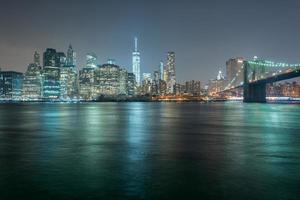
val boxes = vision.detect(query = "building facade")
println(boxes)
[94,64,127,97]
[132,37,141,86]
[22,63,42,100]
[166,52,176,94]
[0,71,23,100]
[86,53,97,68]
[226,57,244,88]
[79,67,95,100]
[60,66,77,100]
[127,73,136,96]
[42,48,60,100]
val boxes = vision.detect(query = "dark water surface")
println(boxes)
[0,102,300,200]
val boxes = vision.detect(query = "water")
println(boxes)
[0,102,299,200]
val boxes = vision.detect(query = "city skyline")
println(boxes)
[1,0,300,83]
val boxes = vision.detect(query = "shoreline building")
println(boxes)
[42,48,61,100]
[94,63,129,97]
[132,37,141,86]
[127,73,136,96]
[166,52,176,94]
[60,45,78,100]
[184,80,201,96]
[22,52,42,100]
[0,71,23,100]
[79,53,97,100]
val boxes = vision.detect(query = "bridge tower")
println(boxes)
[243,61,267,103]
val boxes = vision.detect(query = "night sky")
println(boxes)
[1,0,300,83]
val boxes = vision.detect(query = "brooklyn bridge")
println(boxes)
[222,58,300,103]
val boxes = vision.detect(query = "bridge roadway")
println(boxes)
[221,69,300,103]
[244,69,300,103]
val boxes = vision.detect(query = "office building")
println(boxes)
[66,44,76,67]
[86,53,98,68]
[94,64,128,97]
[0,71,23,100]
[166,52,176,94]
[127,72,136,96]
[132,37,141,85]
[79,67,95,100]
[226,57,244,88]
[42,48,60,100]
[22,63,42,100]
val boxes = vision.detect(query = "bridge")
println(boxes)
[222,58,300,103]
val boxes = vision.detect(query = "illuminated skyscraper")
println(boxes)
[43,48,57,68]
[79,67,95,100]
[94,63,128,96]
[23,63,42,101]
[185,80,201,96]
[0,71,23,100]
[152,70,160,95]
[86,53,98,68]
[132,37,141,86]
[208,71,226,96]
[142,73,152,95]
[42,48,60,100]
[166,52,176,94]
[226,57,244,88]
[159,61,164,80]
[60,45,78,100]
[60,66,77,100]
[66,44,76,67]
[127,73,136,96]
[56,52,67,67]
[34,51,41,69]
[78,53,97,100]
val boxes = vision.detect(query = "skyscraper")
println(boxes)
[66,44,76,67]
[60,45,78,100]
[226,57,244,88]
[79,67,95,100]
[34,51,41,69]
[159,61,164,80]
[86,53,98,68]
[208,71,226,96]
[56,52,67,68]
[127,73,136,96]
[42,48,60,100]
[22,63,42,100]
[166,52,176,94]
[43,48,57,68]
[142,73,152,95]
[152,70,160,95]
[94,63,128,96]
[132,37,141,86]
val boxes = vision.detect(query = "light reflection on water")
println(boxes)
[0,102,299,199]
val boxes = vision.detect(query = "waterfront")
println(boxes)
[0,102,300,199]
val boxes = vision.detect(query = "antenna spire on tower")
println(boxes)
[134,37,138,52]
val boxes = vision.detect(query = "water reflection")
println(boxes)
[0,102,299,199]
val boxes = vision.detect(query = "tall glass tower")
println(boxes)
[132,37,140,86]
[66,44,76,67]
[34,51,41,69]
[166,52,176,94]
[159,61,164,80]
[86,53,98,68]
